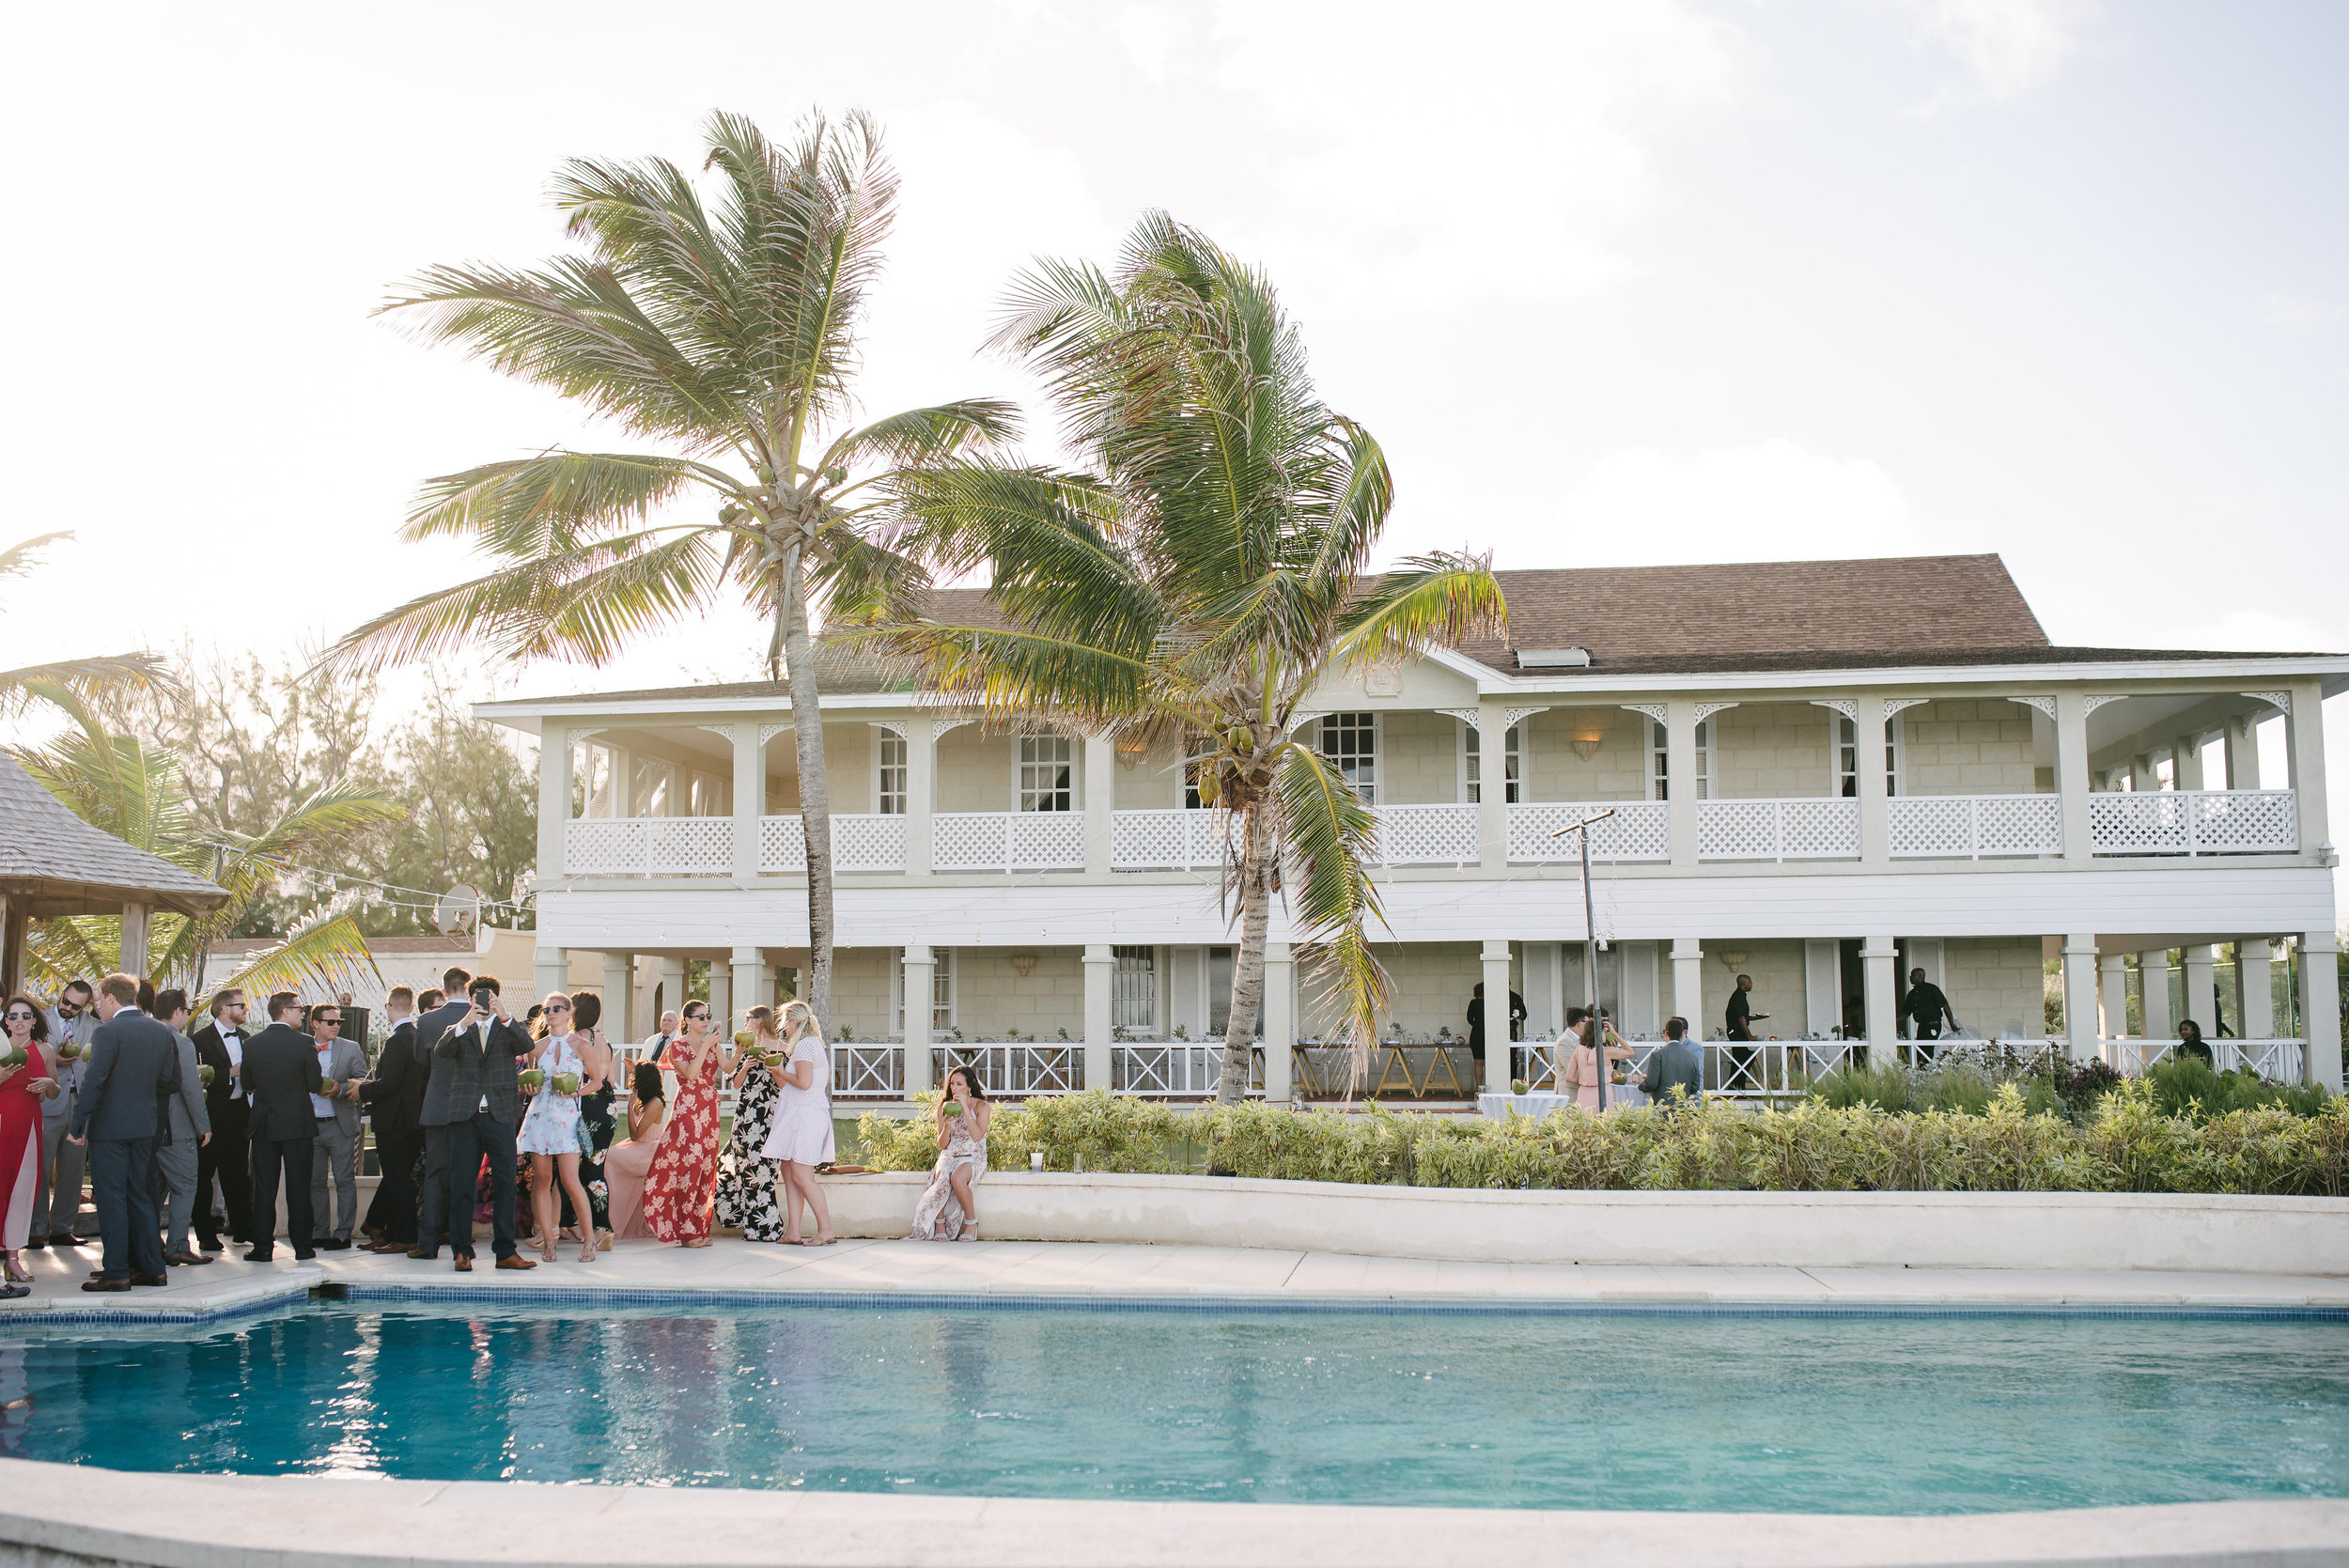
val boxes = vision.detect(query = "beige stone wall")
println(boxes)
[947,945,1085,1041]
[1110,742,1186,810]
[1372,710,1460,805]
[1698,939,1808,1042]
[1300,940,1488,1042]
[831,945,896,1043]
[1938,937,2046,1039]
[1523,707,1647,802]
[930,726,1011,813]
[1901,700,2040,798]
[1709,703,1832,800]
[764,722,889,814]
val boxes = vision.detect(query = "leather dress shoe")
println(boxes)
[198,1236,224,1253]
[293,1251,316,1262]
[55,1234,86,1248]
[23,1236,46,1250]
[365,1240,409,1254]
[164,1250,213,1266]
[407,1246,436,1260]
[495,1255,537,1271]
[452,1255,473,1272]
[244,1250,274,1263]
[130,1273,168,1287]
[81,1278,130,1293]
[316,1237,352,1251]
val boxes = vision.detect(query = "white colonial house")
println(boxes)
[479,554,2346,1104]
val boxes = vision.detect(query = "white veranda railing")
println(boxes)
[2111,1037,2305,1080]
[759,814,908,873]
[831,1044,906,1099]
[1368,803,1482,866]
[1697,798,1860,862]
[564,815,732,876]
[2088,790,2297,856]
[1507,800,1672,862]
[931,812,1086,872]
[932,1042,1084,1095]
[1889,794,2063,859]
[1113,1042,1263,1095]
[1111,809,1236,870]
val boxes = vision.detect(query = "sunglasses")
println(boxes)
[683,1010,708,1022]
[547,1002,571,1014]
[315,1018,341,1028]
[55,1001,82,1016]
[4,1011,35,1022]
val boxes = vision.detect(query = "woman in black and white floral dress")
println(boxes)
[713,1005,786,1242]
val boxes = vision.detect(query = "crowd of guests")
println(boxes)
[0,964,848,1291]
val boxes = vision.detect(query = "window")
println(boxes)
[1019,734,1074,812]
[634,759,676,817]
[1112,945,1157,1032]
[1464,722,1521,804]
[688,771,725,816]
[571,740,617,817]
[893,949,956,1037]
[1320,712,1377,803]
[876,730,908,815]
[1835,715,1902,798]
[1647,720,1708,801]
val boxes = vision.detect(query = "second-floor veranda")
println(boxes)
[498,657,2339,884]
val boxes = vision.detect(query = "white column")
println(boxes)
[2224,714,2263,790]
[658,957,687,1030]
[610,743,637,816]
[1082,942,1114,1094]
[601,953,632,1034]
[901,944,935,1096]
[2172,735,2205,791]
[1855,695,1890,864]
[2056,695,2092,863]
[2240,939,2276,1038]
[1262,941,1295,1104]
[731,722,763,879]
[119,901,149,977]
[706,964,732,1037]
[1482,939,1515,1094]
[2061,937,2101,1063]
[730,946,764,1032]
[537,725,572,883]
[2299,933,2342,1093]
[2129,753,2156,792]
[2181,944,2217,1038]
[907,721,938,877]
[1083,735,1114,877]
[1475,705,1508,873]
[1860,937,1898,1070]
[2099,953,2129,1063]
[1667,701,1701,867]
[2286,681,2330,861]
[534,946,568,1006]
[1671,938,1704,1041]
[2139,949,2173,1040]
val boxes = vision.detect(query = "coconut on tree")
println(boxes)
[868,214,1506,1102]
[322,111,1016,1028]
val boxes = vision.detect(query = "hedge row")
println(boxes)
[855,1084,2349,1197]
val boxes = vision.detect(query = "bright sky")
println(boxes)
[6,2,2345,879]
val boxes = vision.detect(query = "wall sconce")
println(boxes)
[1010,953,1038,978]
[1114,734,1148,771]
[1569,730,1604,761]
[1719,950,1748,970]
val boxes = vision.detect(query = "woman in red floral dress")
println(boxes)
[641,1001,727,1248]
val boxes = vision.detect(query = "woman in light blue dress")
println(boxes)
[520,994,597,1265]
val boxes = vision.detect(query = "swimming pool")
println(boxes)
[5,1299,2344,1514]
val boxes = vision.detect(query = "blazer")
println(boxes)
[359,1018,428,1134]
[1641,1038,1704,1108]
[192,1021,254,1123]
[242,1022,327,1143]
[39,1007,96,1125]
[413,998,476,1127]
[164,1030,211,1144]
[429,1013,527,1126]
[314,1035,367,1137]
[70,1008,182,1142]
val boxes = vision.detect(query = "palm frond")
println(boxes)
[0,532,73,583]
[213,911,381,1004]
[814,400,1021,479]
[1271,743,1390,1063]
[404,451,746,554]
[0,652,176,717]
[1323,556,1508,676]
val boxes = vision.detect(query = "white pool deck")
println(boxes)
[6,1231,2349,1317]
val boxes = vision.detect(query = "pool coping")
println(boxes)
[0,1459,2341,1568]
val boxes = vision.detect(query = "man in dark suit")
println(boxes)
[191,987,254,1251]
[68,973,179,1291]
[243,991,325,1263]
[428,973,534,1273]
[358,986,426,1251]
[410,969,474,1261]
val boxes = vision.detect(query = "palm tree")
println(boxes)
[872,214,1506,1102]
[0,533,171,713]
[13,688,397,1001]
[322,111,1014,1028]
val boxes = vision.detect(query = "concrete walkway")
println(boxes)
[6,1231,2347,1320]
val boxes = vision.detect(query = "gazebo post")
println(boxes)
[0,895,22,996]
[121,900,150,980]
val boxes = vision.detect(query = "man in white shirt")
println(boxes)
[192,989,254,1250]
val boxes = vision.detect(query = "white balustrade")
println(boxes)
[1111,809,1237,870]
[931,1041,1083,1095]
[564,815,731,876]
[758,814,907,873]
[1114,1041,1262,1094]
[1369,803,1482,866]
[2089,789,2298,857]
[1506,800,1672,862]
[1888,794,2063,859]
[1697,798,1860,862]
[931,812,1086,872]
[2110,1037,2305,1080]
[831,1043,905,1098]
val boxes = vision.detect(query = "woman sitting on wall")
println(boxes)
[604,1062,669,1242]
[906,1063,989,1242]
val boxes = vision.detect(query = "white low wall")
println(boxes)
[821,1171,2349,1276]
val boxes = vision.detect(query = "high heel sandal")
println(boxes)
[956,1221,978,1242]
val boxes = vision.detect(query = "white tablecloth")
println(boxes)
[1476,1084,1648,1119]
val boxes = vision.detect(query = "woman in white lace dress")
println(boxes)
[906,1063,988,1241]
[519,994,598,1264]
[760,1001,836,1246]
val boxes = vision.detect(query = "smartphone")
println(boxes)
[470,986,496,1013]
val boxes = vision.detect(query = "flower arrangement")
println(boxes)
[518,1068,546,1092]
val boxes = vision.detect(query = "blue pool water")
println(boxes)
[4,1300,2345,1514]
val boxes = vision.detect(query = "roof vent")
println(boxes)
[1517,647,1592,669]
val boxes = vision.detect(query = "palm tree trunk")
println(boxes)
[778,548,835,1033]
[1217,806,1273,1105]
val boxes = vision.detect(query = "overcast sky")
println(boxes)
[6,1,2344,853]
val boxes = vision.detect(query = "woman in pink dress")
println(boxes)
[0,996,61,1291]
[642,1001,726,1248]
[603,1062,669,1242]
[1557,1010,1634,1111]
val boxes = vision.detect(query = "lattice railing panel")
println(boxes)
[566,818,647,876]
[1370,803,1482,865]
[760,815,808,872]
[1007,811,1086,869]
[2090,790,2295,856]
[1505,800,1671,862]
[1698,799,1858,862]
[646,816,732,876]
[832,814,908,872]
[1778,799,1860,859]
[2089,793,2187,853]
[1697,799,1778,861]
[1112,810,1188,868]
[832,1045,903,1097]
[1974,793,2064,855]
[933,1043,1083,1096]
[930,813,1009,871]
[1890,794,2062,859]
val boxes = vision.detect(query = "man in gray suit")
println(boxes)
[1640,1016,1704,1111]
[149,988,213,1267]
[306,1003,366,1250]
[32,977,97,1249]
[68,973,179,1290]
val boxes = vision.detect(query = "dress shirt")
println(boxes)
[310,1039,336,1118]
[219,1026,249,1101]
